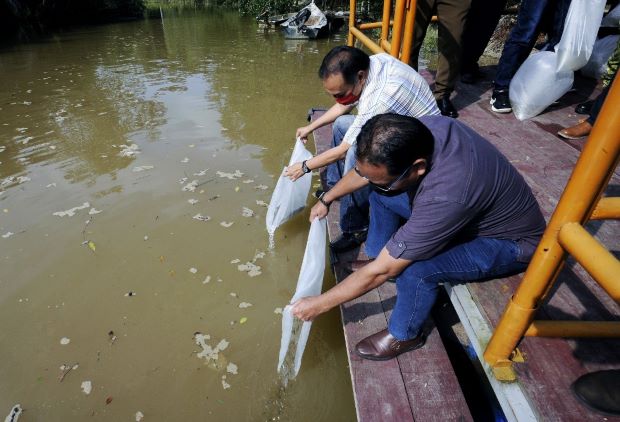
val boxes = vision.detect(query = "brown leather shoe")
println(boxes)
[558,120,592,140]
[355,329,425,361]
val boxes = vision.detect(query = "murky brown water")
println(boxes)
[0,8,356,421]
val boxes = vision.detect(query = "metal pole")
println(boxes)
[484,72,620,368]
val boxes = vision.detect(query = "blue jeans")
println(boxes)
[326,115,370,233]
[494,0,569,90]
[365,191,527,340]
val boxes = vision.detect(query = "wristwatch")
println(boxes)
[318,191,332,208]
[301,160,311,174]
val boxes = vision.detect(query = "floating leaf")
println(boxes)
[234,186,240,192]
[87,241,96,252]
[239,317,247,324]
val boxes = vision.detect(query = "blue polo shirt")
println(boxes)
[386,116,546,262]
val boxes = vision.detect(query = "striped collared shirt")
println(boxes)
[343,53,440,145]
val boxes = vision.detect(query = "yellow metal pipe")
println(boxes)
[525,321,620,337]
[347,0,357,46]
[380,0,392,43]
[381,39,392,53]
[558,222,620,301]
[484,70,620,368]
[349,27,384,55]
[591,197,620,220]
[390,0,406,57]
[400,0,417,64]
[359,21,392,30]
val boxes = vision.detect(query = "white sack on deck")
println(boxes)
[580,35,620,79]
[278,217,327,379]
[266,138,313,236]
[510,51,574,120]
[555,0,606,72]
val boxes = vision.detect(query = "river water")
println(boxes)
[0,8,356,421]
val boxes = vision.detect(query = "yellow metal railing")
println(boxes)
[347,0,418,62]
[483,75,620,382]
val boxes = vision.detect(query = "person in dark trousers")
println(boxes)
[490,0,570,113]
[291,114,545,360]
[558,68,617,139]
[409,0,472,118]
[460,0,509,84]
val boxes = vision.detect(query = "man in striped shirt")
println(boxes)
[284,46,439,252]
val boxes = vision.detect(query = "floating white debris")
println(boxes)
[46,183,56,188]
[254,251,266,260]
[135,411,144,422]
[202,276,211,284]
[221,375,231,390]
[49,145,57,150]
[256,200,268,207]
[88,208,102,215]
[60,337,71,345]
[132,165,154,172]
[118,144,140,158]
[144,235,149,241]
[238,302,252,309]
[182,180,199,192]
[241,207,254,217]
[2,232,14,239]
[274,308,283,314]
[220,221,234,228]
[230,259,240,264]
[187,198,199,205]
[4,404,22,422]
[195,333,229,362]
[255,185,269,190]
[237,262,262,277]
[124,291,136,297]
[193,169,208,176]
[0,146,5,153]
[16,176,30,184]
[229,292,237,297]
[53,202,90,217]
[226,362,238,375]
[189,267,198,274]
[178,177,188,184]
[181,157,189,163]
[216,170,243,180]
[192,214,211,222]
[16,128,27,133]
[81,380,92,395]
[242,179,254,184]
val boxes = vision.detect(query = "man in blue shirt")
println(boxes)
[291,113,545,360]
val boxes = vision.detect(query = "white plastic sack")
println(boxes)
[266,139,313,236]
[277,217,327,380]
[555,0,606,72]
[510,51,574,120]
[580,35,620,79]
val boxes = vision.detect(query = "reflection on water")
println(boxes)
[0,8,355,421]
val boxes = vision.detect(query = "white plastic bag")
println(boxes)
[510,51,574,120]
[580,35,620,79]
[555,0,606,72]
[266,139,313,236]
[277,217,327,380]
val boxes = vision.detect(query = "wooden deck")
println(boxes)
[309,67,620,422]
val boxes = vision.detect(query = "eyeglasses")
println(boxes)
[354,163,413,192]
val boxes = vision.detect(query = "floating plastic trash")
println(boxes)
[277,218,326,381]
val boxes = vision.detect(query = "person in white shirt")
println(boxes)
[284,46,439,251]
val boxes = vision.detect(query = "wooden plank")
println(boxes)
[310,109,473,422]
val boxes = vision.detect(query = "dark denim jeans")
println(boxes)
[365,191,527,340]
[326,115,370,234]
[494,0,570,90]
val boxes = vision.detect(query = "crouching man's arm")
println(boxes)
[291,248,412,321]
